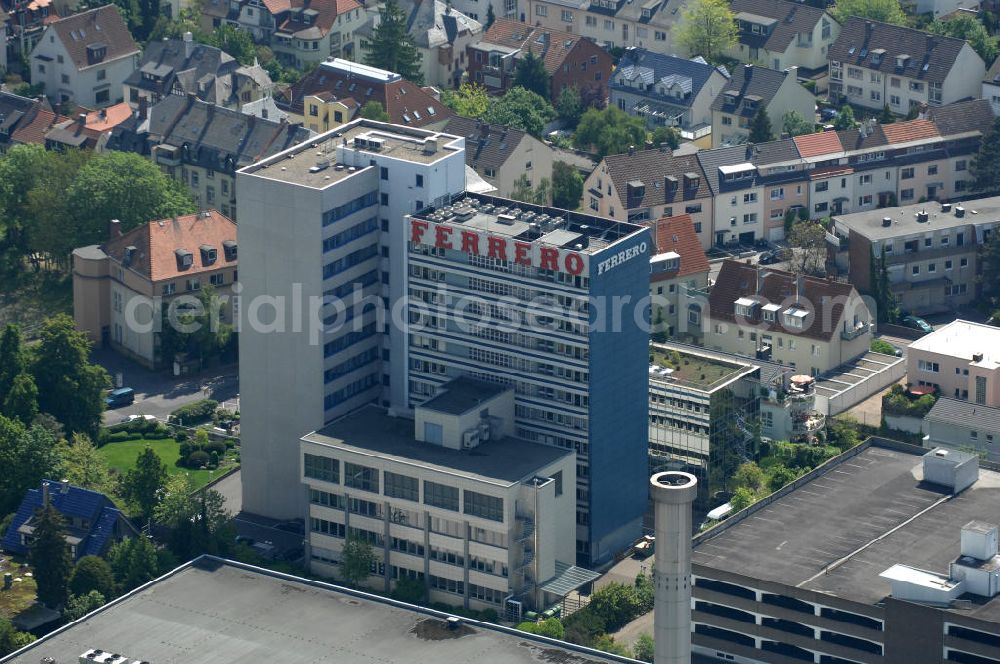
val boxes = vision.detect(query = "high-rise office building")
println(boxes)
[237,119,651,564]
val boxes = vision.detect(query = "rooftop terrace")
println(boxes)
[649,343,757,391]
[833,196,1000,241]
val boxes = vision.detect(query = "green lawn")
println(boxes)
[0,559,38,620]
[97,436,238,490]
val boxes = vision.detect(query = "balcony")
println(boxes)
[841,320,870,340]
[792,412,826,434]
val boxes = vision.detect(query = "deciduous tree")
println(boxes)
[207,24,256,65]
[340,535,376,585]
[781,110,813,137]
[63,590,106,621]
[651,125,681,150]
[509,175,551,205]
[0,324,25,401]
[930,15,998,64]
[551,162,583,210]
[122,447,168,523]
[733,461,765,493]
[0,618,34,656]
[787,220,827,275]
[108,536,160,592]
[440,82,490,118]
[59,434,115,495]
[831,0,906,25]
[359,101,391,122]
[482,87,557,137]
[2,372,38,425]
[69,556,116,599]
[972,117,1000,193]
[572,106,647,158]
[555,85,583,127]
[633,634,655,663]
[730,486,756,512]
[833,104,856,130]
[30,504,73,608]
[672,0,738,64]
[363,0,424,84]
[0,416,62,515]
[514,51,550,99]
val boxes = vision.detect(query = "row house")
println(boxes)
[583,144,715,248]
[394,0,482,89]
[728,0,840,89]
[448,0,518,23]
[828,17,986,113]
[984,56,1000,117]
[466,18,612,106]
[648,214,710,339]
[698,144,767,247]
[709,63,814,148]
[523,0,682,53]
[753,139,810,242]
[2,0,56,74]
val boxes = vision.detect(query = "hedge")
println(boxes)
[169,400,219,424]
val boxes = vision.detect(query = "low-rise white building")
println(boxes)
[300,377,583,618]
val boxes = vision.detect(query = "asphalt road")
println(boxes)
[94,349,238,425]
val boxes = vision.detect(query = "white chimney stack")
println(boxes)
[651,471,697,664]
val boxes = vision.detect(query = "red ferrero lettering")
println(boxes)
[539,247,560,271]
[513,241,532,266]
[434,224,454,249]
[460,230,480,255]
[410,219,429,244]
[487,236,508,260]
[564,252,585,276]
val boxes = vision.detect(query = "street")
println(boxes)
[94,348,239,424]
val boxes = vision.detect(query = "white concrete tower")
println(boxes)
[651,471,697,664]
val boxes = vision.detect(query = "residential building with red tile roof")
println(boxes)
[72,211,238,368]
[29,4,139,108]
[466,18,613,105]
[44,101,131,150]
[649,215,710,339]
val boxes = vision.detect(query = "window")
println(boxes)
[415,173,423,188]
[976,376,987,404]
[95,89,110,105]
[309,104,319,116]
[918,360,940,373]
[210,273,225,286]
[655,30,666,41]
[380,167,388,180]
[815,181,829,192]
[961,258,968,267]
[912,265,920,275]
[901,167,914,180]
[890,95,901,106]
[901,188,914,201]
[384,471,418,502]
[770,188,784,200]
[929,82,942,104]
[424,481,459,511]
[37,64,45,74]
[562,9,572,21]
[586,15,597,26]
[928,165,938,176]
[305,454,339,483]
[870,90,881,102]
[186,278,201,291]
[859,174,872,185]
[344,462,379,493]
[945,260,953,270]
[464,490,504,521]
[484,168,496,178]
[310,488,343,508]
[162,282,176,295]
[535,4,546,15]
[722,116,732,126]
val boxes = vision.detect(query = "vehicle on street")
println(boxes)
[901,315,933,334]
[819,108,839,122]
[105,387,135,409]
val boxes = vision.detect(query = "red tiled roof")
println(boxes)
[480,18,598,74]
[84,101,132,131]
[793,131,843,158]
[104,211,237,283]
[10,107,65,144]
[261,0,291,13]
[880,119,940,145]
[651,215,710,281]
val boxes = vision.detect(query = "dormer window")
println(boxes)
[200,244,217,265]
[175,249,194,270]
[783,307,808,329]
[223,240,237,261]
[734,297,757,317]
[762,302,781,322]
[870,49,885,66]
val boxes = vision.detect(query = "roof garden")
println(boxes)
[649,345,750,390]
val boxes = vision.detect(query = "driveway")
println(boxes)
[94,349,238,424]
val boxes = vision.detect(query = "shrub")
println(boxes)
[169,400,219,424]
[562,608,606,646]
[178,442,195,458]
[390,576,425,604]
[517,618,565,639]
[205,441,227,457]
[587,583,643,632]
[174,431,188,443]
[187,450,210,468]
[870,339,896,355]
[69,556,116,599]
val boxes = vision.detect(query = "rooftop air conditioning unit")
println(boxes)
[462,429,480,449]
[478,420,491,441]
[367,137,385,151]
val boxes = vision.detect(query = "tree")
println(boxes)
[359,101,390,122]
[207,24,256,65]
[733,461,765,493]
[748,106,774,143]
[828,417,862,452]
[517,618,565,639]
[108,536,160,592]
[159,285,235,368]
[833,104,856,130]
[30,504,73,608]
[972,117,1000,193]
[155,474,233,559]
[122,447,168,523]
[573,106,647,158]
[592,634,631,657]
[59,434,115,495]
[980,231,1000,302]
[340,535,376,585]
[362,0,424,84]
[672,0,738,64]
[0,325,25,401]
[788,220,827,275]
[633,634,655,663]
[879,104,896,125]
[30,314,110,437]
[509,175,551,205]
[65,152,195,249]
[0,416,62,515]
[440,83,489,118]
[556,86,584,127]
[929,16,998,64]
[587,582,642,631]
[651,125,681,150]
[484,3,496,30]
[730,486,756,512]
[552,161,583,210]
[514,51,550,99]
[767,465,798,493]
[2,373,38,425]
[483,87,557,137]
[63,590,106,621]
[0,618,34,656]
[69,556,116,599]
[781,110,813,137]
[831,0,906,25]
[868,245,899,323]
[390,576,426,603]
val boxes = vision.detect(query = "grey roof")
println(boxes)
[731,0,829,54]
[0,91,37,136]
[398,0,481,49]
[46,5,139,71]
[696,144,757,194]
[750,137,801,165]
[612,49,727,110]
[710,64,788,116]
[693,442,1000,621]
[303,405,572,485]
[926,398,1000,433]
[600,147,713,209]
[5,557,623,664]
[828,17,973,85]
[925,98,996,137]
[419,376,508,415]
[832,195,1000,241]
[539,562,602,596]
[436,115,528,171]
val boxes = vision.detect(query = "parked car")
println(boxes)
[758,250,781,265]
[105,387,135,409]
[901,315,933,334]
[819,108,839,122]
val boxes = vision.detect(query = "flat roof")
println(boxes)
[240,119,463,189]
[649,344,755,390]
[909,319,1000,368]
[833,196,1000,241]
[4,558,620,664]
[302,405,572,486]
[693,443,1000,622]
[419,376,507,415]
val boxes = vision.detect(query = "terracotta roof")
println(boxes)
[261,0,291,13]
[479,19,599,75]
[709,260,863,343]
[84,101,132,131]
[600,147,712,210]
[48,5,139,71]
[731,0,828,55]
[10,107,65,144]
[651,215,710,281]
[103,211,237,283]
[793,131,843,158]
[880,118,939,144]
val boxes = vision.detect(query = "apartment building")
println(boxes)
[832,197,999,314]
[705,260,873,374]
[984,56,1000,117]
[908,320,1000,405]
[753,139,810,242]
[709,64,814,148]
[584,145,714,248]
[301,379,582,617]
[237,120,651,565]
[611,48,729,139]
[278,59,453,133]
[466,19,613,106]
[728,0,840,85]
[2,0,54,72]
[30,5,140,108]
[71,212,237,368]
[523,0,682,53]
[649,214,710,340]
[698,145,767,246]
[925,398,1000,463]
[829,18,986,113]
